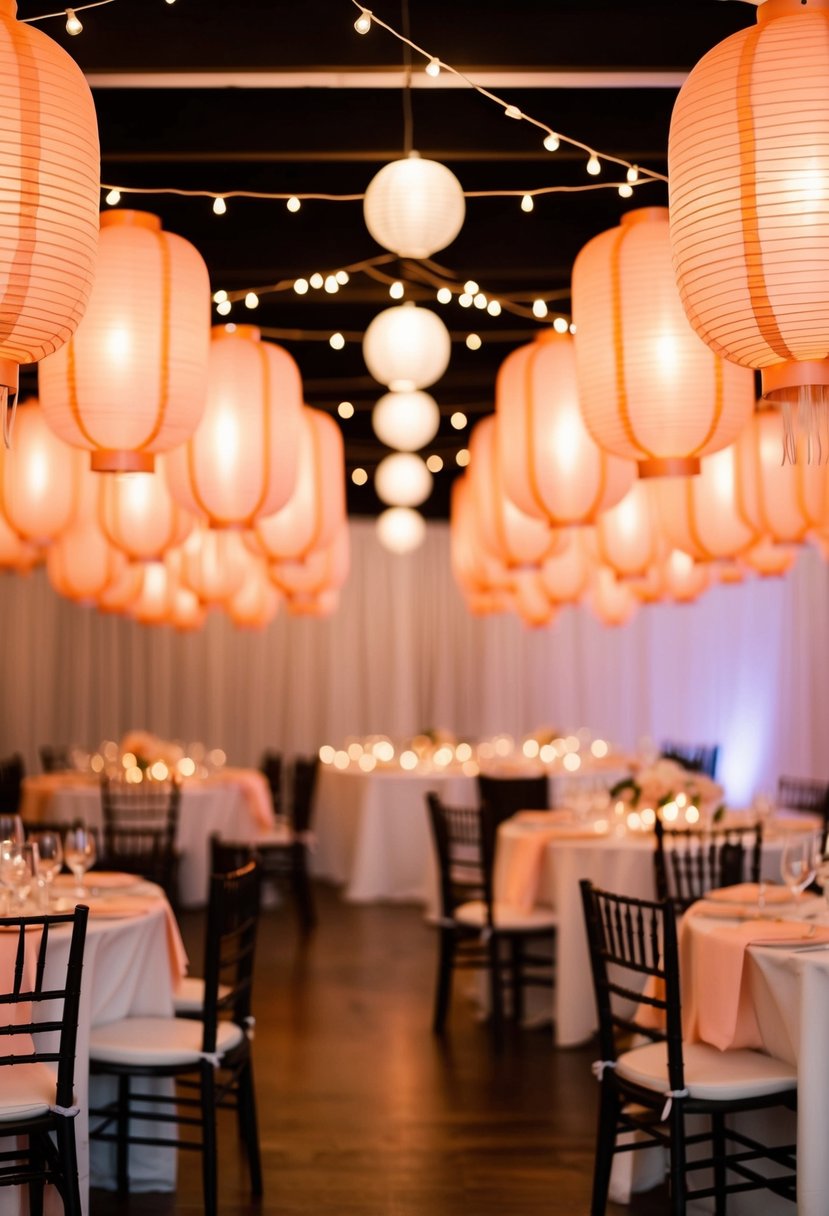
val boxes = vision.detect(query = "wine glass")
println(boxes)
[780,832,820,901]
[31,831,63,907]
[0,840,36,910]
[0,815,24,846]
[63,826,96,898]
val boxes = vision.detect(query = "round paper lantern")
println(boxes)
[101,459,195,562]
[496,330,636,523]
[46,463,125,603]
[170,585,206,633]
[0,400,82,544]
[371,390,440,452]
[0,7,100,401]
[716,561,748,587]
[249,407,345,562]
[572,207,755,476]
[0,514,39,573]
[655,443,758,562]
[661,549,711,604]
[376,506,426,555]
[669,1,829,413]
[449,475,513,598]
[131,560,173,625]
[741,537,799,579]
[39,211,210,473]
[227,559,280,629]
[97,561,143,615]
[593,481,662,580]
[628,563,667,605]
[285,589,340,618]
[513,572,557,629]
[165,325,302,526]
[270,522,350,597]
[181,526,249,604]
[538,529,590,604]
[363,304,451,391]
[735,409,828,543]
[363,153,465,259]
[374,452,433,508]
[586,566,638,628]
[468,416,560,570]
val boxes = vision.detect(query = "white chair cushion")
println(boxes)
[616,1040,797,1103]
[89,1016,244,1067]
[454,899,558,932]
[172,977,231,1014]
[0,1062,55,1121]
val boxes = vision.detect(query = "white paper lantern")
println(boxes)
[374,452,433,507]
[363,153,465,259]
[376,507,427,554]
[363,303,451,391]
[372,390,440,451]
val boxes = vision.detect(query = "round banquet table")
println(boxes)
[493,811,821,1048]
[0,879,188,1216]
[20,770,276,907]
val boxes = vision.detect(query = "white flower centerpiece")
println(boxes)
[610,758,725,831]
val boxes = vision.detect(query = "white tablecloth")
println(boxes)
[311,767,477,903]
[0,888,187,1216]
[494,819,802,1047]
[20,772,275,907]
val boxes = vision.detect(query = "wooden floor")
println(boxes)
[90,882,668,1215]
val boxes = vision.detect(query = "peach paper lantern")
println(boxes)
[655,443,758,562]
[0,400,82,544]
[39,211,210,473]
[669,0,829,417]
[661,550,711,605]
[165,325,302,527]
[572,207,755,476]
[285,589,340,619]
[0,4,100,404]
[513,572,558,629]
[270,522,350,598]
[538,529,591,605]
[180,526,249,605]
[46,465,126,603]
[0,513,39,573]
[468,416,560,570]
[101,459,195,563]
[131,561,173,626]
[227,560,281,630]
[734,409,828,544]
[170,586,206,633]
[741,537,799,579]
[249,407,344,562]
[496,330,635,524]
[97,561,143,615]
[593,481,663,580]
[449,475,513,600]
[585,566,638,628]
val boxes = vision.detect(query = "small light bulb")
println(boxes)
[324,274,339,294]
[309,273,324,289]
[532,299,548,319]
[586,154,601,176]
[451,411,468,430]
[521,193,534,213]
[213,196,227,215]
[425,57,440,77]
[486,299,502,317]
[389,281,405,300]
[466,333,481,350]
[426,454,443,473]
[436,287,452,305]
[294,278,309,295]
[217,300,232,317]
[245,292,259,310]
[569,322,577,335]
[286,196,301,213]
[458,293,473,309]
[352,467,368,485]
[212,289,228,304]
[456,448,471,468]
[338,401,355,419]
[618,184,633,199]
[335,270,350,285]
[473,292,487,310]
[65,9,83,35]
[329,332,345,350]
[504,105,522,121]
[354,10,372,34]
[553,316,569,334]
[463,280,479,295]
[105,188,121,207]
[627,165,640,184]
[543,132,560,152]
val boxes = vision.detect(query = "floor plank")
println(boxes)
[90,883,668,1214]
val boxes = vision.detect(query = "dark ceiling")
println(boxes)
[25,0,757,517]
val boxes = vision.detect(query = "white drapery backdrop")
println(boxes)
[0,518,826,804]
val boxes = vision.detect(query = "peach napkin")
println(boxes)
[681,914,829,1050]
[201,768,274,830]
[498,822,608,913]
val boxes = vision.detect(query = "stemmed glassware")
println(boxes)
[0,840,37,910]
[0,815,24,846]
[31,831,63,908]
[63,826,96,898]
[780,832,820,901]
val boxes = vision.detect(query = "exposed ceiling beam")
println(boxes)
[86,68,688,90]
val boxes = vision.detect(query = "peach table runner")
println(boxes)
[680,907,829,1051]
[193,766,274,831]
[497,812,610,914]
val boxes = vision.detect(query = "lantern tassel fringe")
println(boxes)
[2,387,18,450]
[780,392,829,466]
